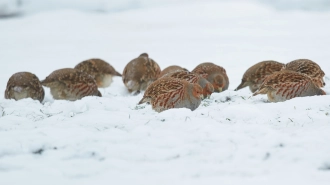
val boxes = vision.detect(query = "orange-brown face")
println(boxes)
[212,83,224,93]
[192,84,203,99]
[211,74,225,92]
[203,83,214,98]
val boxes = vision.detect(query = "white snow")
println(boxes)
[0,0,21,16]
[1,1,330,185]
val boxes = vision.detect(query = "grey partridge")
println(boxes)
[138,77,203,112]
[122,53,161,94]
[4,72,45,102]
[283,59,325,88]
[74,58,122,88]
[41,68,101,101]
[162,70,214,99]
[235,60,284,93]
[253,70,326,102]
[159,65,188,77]
[192,62,229,92]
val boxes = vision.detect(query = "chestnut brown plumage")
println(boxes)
[138,77,203,112]
[74,58,122,88]
[159,65,188,77]
[122,53,161,94]
[253,70,325,102]
[5,72,44,102]
[162,70,214,98]
[235,60,284,92]
[192,62,229,92]
[283,59,325,88]
[41,68,101,101]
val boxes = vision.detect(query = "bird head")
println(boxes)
[192,83,204,99]
[210,74,225,92]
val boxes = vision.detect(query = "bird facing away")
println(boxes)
[159,65,189,78]
[122,53,161,94]
[138,77,203,112]
[283,59,325,88]
[162,70,214,99]
[41,68,101,101]
[253,70,326,102]
[74,58,122,88]
[5,72,45,102]
[192,62,229,92]
[235,60,284,93]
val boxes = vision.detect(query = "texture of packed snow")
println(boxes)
[1,1,330,185]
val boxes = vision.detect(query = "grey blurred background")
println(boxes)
[1,0,330,17]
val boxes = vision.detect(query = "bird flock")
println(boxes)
[4,53,326,113]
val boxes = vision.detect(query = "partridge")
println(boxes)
[235,60,284,93]
[159,65,188,77]
[162,70,214,99]
[192,62,229,92]
[74,58,122,88]
[4,72,45,102]
[283,59,325,88]
[253,70,326,102]
[122,53,161,94]
[138,77,203,112]
[41,68,101,101]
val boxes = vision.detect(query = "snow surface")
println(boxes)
[1,1,330,185]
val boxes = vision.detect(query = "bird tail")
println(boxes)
[40,79,48,86]
[96,90,102,97]
[320,89,326,95]
[138,97,146,105]
[234,81,247,91]
[138,97,151,104]
[115,71,122,77]
[252,87,268,96]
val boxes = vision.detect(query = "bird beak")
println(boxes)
[218,87,223,92]
[200,94,204,99]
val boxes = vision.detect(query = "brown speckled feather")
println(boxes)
[283,59,325,87]
[162,70,214,98]
[138,77,203,112]
[253,70,325,102]
[5,72,45,102]
[41,68,101,101]
[122,53,161,93]
[192,62,229,92]
[74,58,121,88]
[139,77,184,103]
[235,60,284,92]
[159,65,188,77]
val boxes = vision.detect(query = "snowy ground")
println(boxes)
[1,1,330,185]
